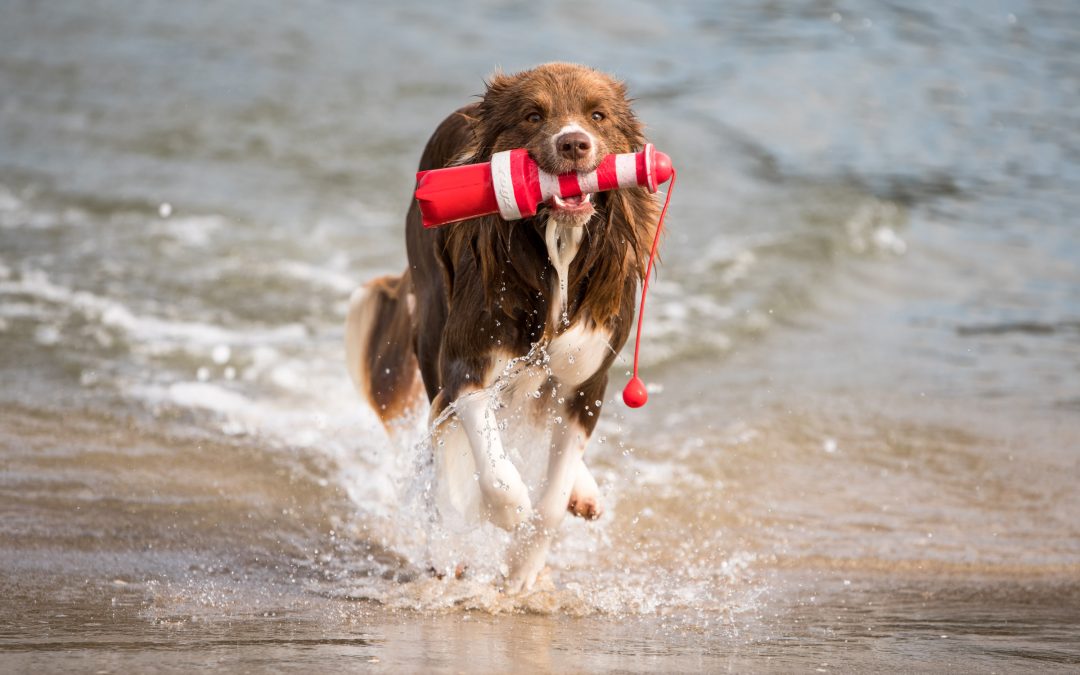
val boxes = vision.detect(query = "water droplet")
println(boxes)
[211,344,231,365]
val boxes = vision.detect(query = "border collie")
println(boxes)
[346,63,660,592]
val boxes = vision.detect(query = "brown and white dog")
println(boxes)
[345,63,660,592]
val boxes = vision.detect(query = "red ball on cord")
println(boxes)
[622,376,648,408]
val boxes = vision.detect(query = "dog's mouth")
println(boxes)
[547,192,595,221]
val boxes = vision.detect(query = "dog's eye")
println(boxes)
[525,112,542,123]
[591,111,606,122]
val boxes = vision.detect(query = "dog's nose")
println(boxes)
[556,131,592,161]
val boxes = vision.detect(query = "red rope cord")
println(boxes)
[630,168,676,381]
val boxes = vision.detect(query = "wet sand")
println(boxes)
[3,340,1079,672]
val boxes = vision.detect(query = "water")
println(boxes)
[2,0,1079,670]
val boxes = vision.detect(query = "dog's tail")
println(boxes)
[345,272,424,428]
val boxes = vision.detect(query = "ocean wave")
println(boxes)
[0,266,309,351]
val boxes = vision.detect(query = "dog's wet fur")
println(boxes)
[346,63,660,592]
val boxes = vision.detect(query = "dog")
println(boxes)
[345,63,660,592]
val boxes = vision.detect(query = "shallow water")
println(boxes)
[2,0,1079,671]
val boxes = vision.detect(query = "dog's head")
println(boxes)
[470,63,646,226]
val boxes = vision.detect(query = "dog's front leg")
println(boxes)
[505,417,585,593]
[454,388,532,530]
[568,456,604,520]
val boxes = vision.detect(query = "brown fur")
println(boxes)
[349,63,659,434]
[345,274,423,421]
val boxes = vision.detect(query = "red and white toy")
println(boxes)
[415,144,673,228]
[413,145,677,409]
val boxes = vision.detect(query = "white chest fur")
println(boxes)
[545,321,614,387]
[540,218,612,386]
[485,219,613,394]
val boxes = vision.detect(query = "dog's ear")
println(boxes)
[453,109,481,140]
[483,68,516,98]
[611,77,630,100]
[482,68,531,113]
[471,69,526,161]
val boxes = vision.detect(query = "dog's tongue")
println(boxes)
[622,168,677,409]
[563,195,584,206]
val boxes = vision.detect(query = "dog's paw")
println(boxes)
[505,537,550,595]
[567,493,604,520]
[504,564,547,595]
[567,460,603,520]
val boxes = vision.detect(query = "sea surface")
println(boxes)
[2,0,1079,671]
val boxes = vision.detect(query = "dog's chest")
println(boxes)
[488,218,613,393]
[541,220,612,386]
[490,321,613,396]
[543,322,612,387]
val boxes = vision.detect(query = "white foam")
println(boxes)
[276,259,358,295]
[0,268,307,351]
[151,214,225,248]
[0,185,21,213]
[165,381,257,417]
